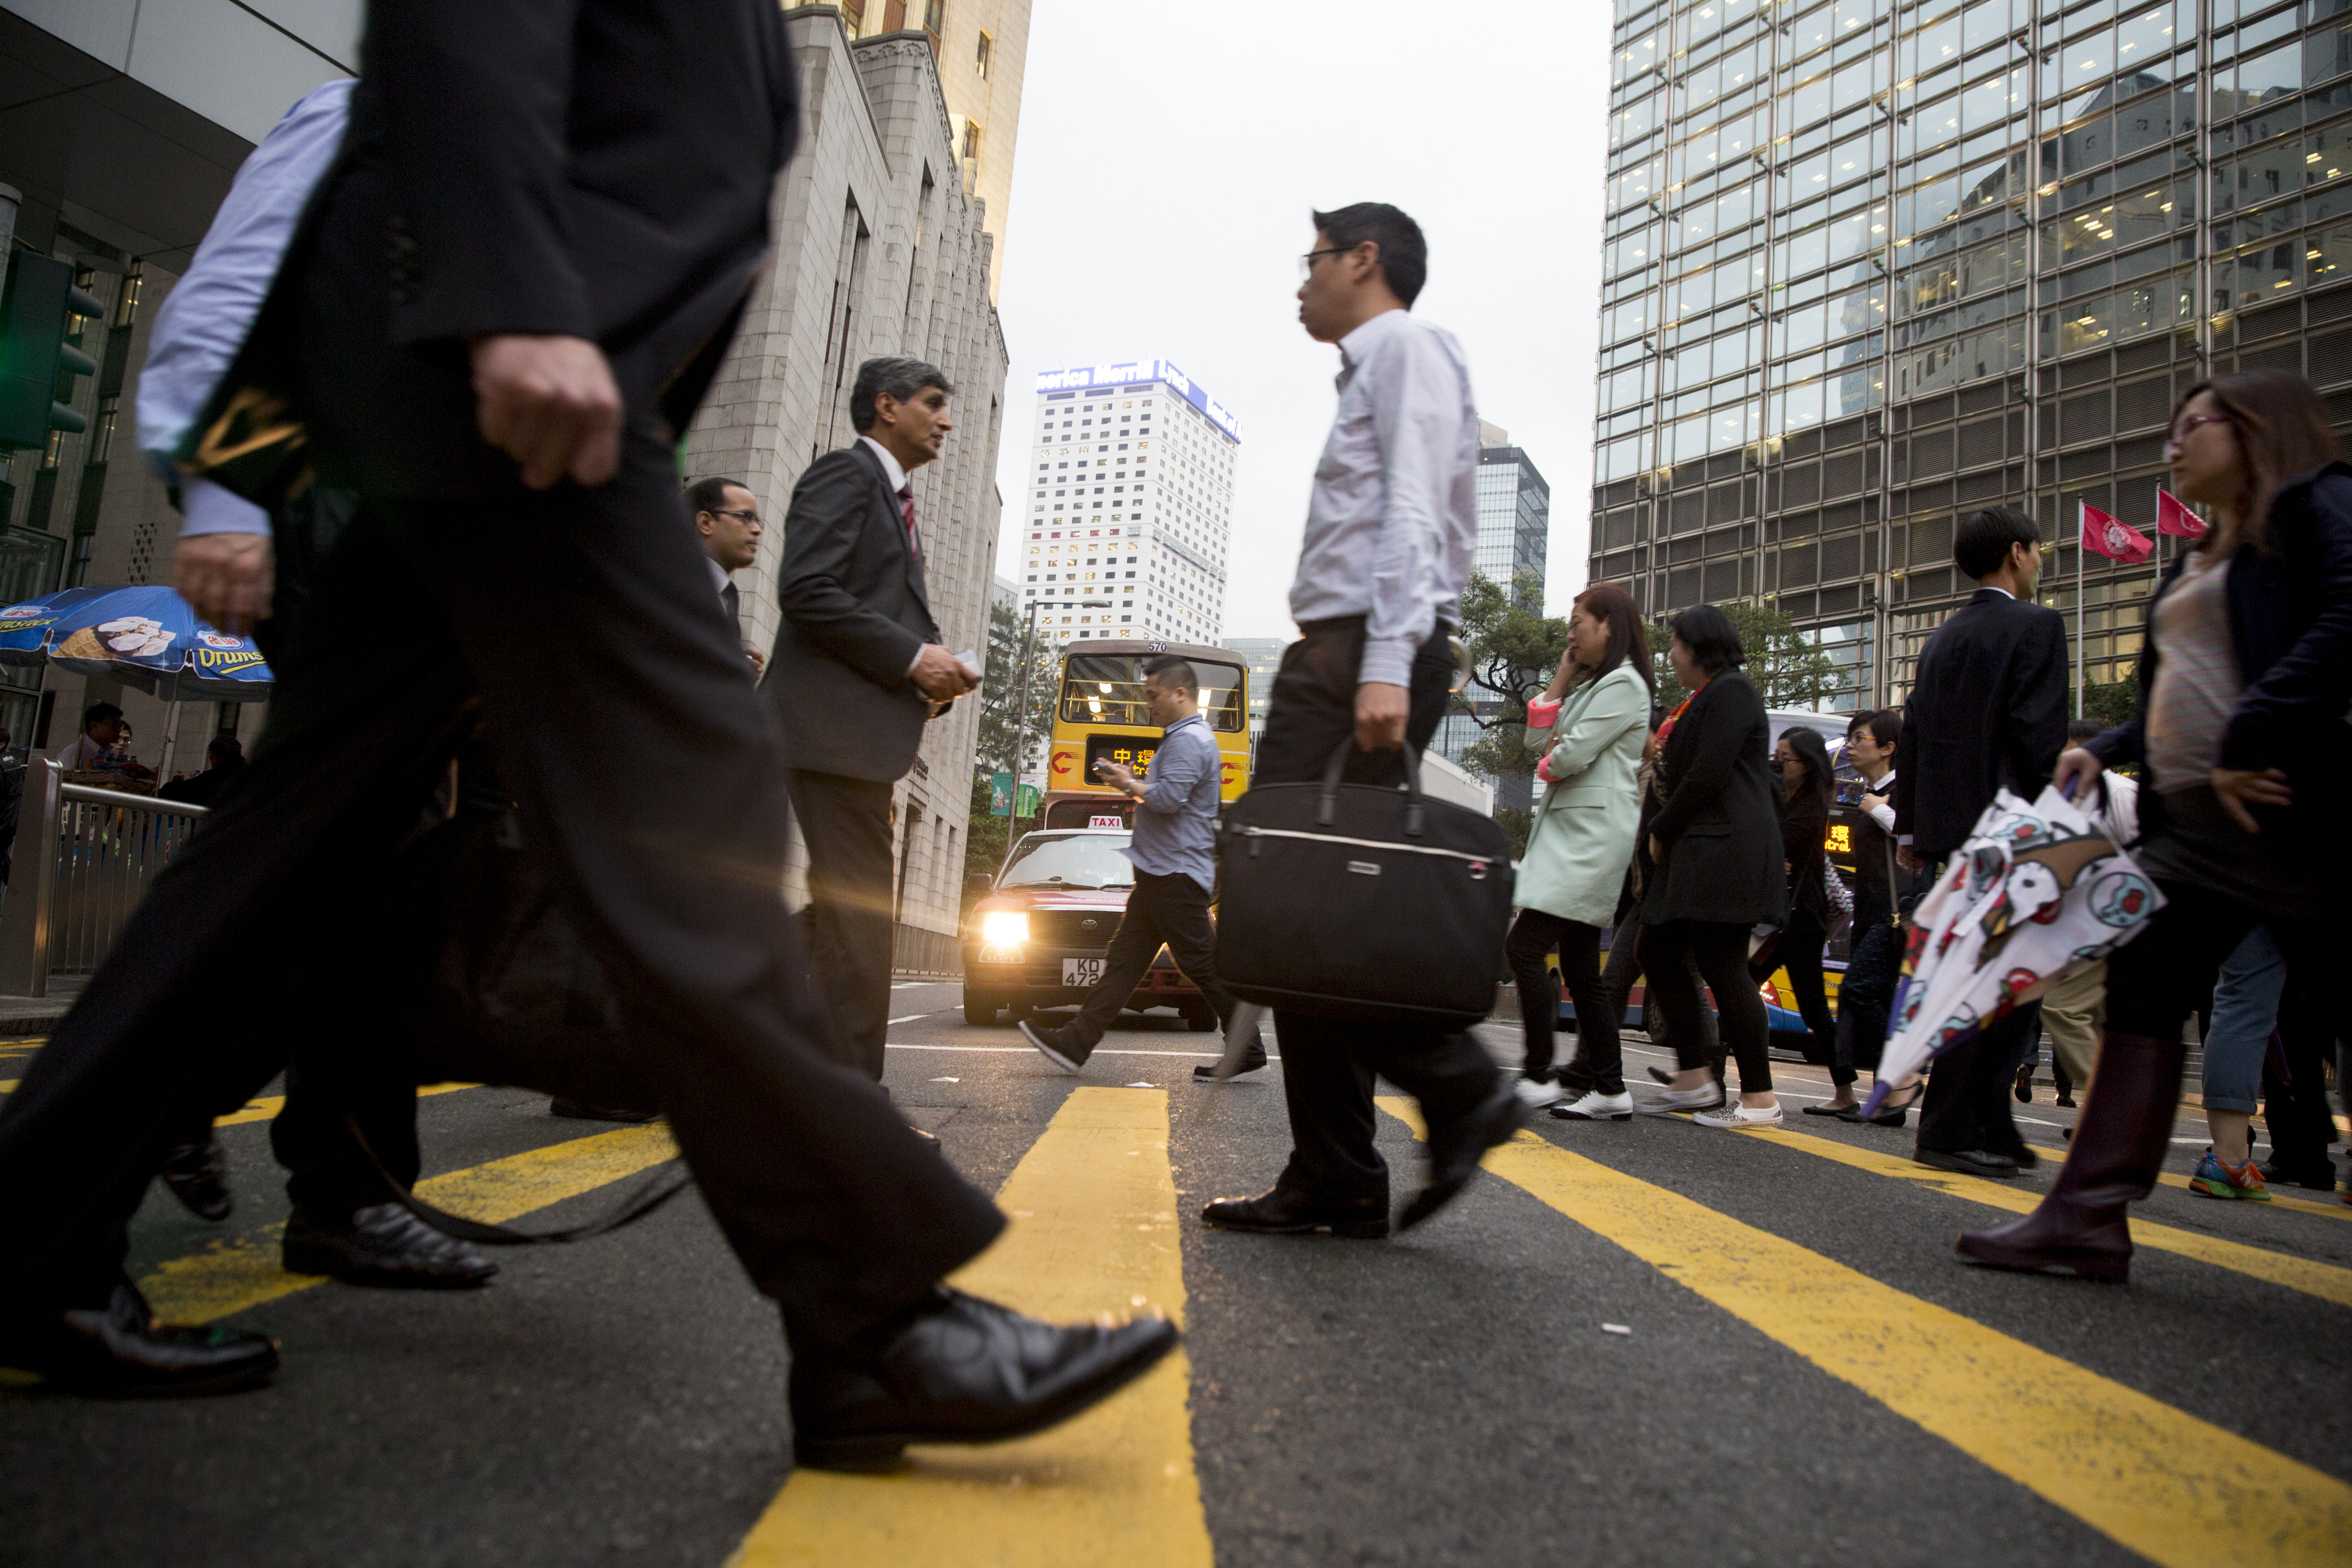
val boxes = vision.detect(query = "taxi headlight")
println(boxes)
[981,911,1030,945]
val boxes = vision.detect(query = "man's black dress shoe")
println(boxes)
[282,1202,499,1288]
[549,1099,659,1123]
[2259,1156,2340,1192]
[1200,1187,1388,1238]
[1398,1079,1525,1231]
[159,1135,233,1222]
[1192,1039,1268,1080]
[1019,1018,1091,1074]
[1,1282,278,1397]
[789,1286,1180,1471]
[1914,1146,2019,1179]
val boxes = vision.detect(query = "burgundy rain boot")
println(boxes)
[1954,1030,2186,1283]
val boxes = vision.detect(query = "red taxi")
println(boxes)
[960,827,1215,1030]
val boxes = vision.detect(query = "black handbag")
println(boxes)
[1214,743,1514,1028]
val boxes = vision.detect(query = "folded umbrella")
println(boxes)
[1862,784,2163,1115]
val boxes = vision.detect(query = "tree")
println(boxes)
[2076,676,2138,731]
[1648,601,1837,713]
[1450,570,1569,797]
[965,600,1062,881]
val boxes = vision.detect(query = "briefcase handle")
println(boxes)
[1318,740,1426,837]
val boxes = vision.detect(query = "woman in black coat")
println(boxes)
[1758,727,1842,1082]
[1637,605,1789,1128]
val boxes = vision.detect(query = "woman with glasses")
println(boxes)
[1755,727,1840,1079]
[1960,370,2352,1279]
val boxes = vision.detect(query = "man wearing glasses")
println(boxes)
[686,476,766,674]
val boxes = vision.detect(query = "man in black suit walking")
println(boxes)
[0,1,1172,1462]
[766,357,977,1082]
[1893,504,2069,1179]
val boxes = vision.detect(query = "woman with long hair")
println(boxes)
[1756,727,1840,1077]
[1960,370,2352,1279]
[1504,583,1652,1116]
[1636,605,1789,1128]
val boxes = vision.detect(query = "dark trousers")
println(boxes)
[1064,870,1240,1052]
[2265,969,2340,1175]
[1642,920,1772,1093]
[0,430,1001,1349]
[269,1043,423,1216]
[1255,618,1499,1205]
[1754,907,1836,1074]
[1916,1004,2041,1157]
[1558,910,1649,1099]
[1836,916,1902,1085]
[1505,909,1618,1094]
[786,770,897,1081]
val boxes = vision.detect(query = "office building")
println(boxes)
[1474,422,1552,599]
[1592,0,2352,711]
[1015,358,1242,647]
[1218,637,1288,748]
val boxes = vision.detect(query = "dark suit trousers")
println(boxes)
[1065,870,1237,1052]
[1916,1004,2041,1156]
[0,430,1001,1349]
[786,770,898,1081]
[1254,619,1499,1205]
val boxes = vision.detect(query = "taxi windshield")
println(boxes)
[998,833,1136,890]
[1058,655,1245,731]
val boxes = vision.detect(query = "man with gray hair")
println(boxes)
[765,356,977,1081]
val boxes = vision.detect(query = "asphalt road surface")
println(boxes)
[4,994,2350,1567]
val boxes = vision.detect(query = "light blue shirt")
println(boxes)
[136,78,352,537]
[1122,711,1220,892]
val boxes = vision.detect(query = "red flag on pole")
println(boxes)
[2155,487,2207,539]
[2080,502,2153,563]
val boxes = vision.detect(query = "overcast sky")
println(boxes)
[987,0,1616,643]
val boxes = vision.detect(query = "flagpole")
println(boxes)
[2073,501,2084,720]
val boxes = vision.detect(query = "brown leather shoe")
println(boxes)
[1955,1197,2132,1282]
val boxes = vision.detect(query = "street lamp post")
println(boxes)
[1006,597,1111,833]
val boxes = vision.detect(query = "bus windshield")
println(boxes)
[998,832,1137,890]
[1058,655,1244,732]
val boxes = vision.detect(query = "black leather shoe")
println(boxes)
[1018,1018,1090,1074]
[2014,1064,2035,1104]
[1399,1079,1524,1231]
[158,1135,233,1222]
[549,1099,659,1123]
[910,1126,943,1152]
[1200,1187,1388,1238]
[1915,1146,2019,1179]
[2259,1156,2339,1192]
[282,1203,499,1288]
[789,1286,1180,1471]
[1192,1041,1268,1080]
[1,1282,278,1397]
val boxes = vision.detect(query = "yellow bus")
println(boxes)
[1040,639,1250,829]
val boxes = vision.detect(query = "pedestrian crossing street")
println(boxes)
[7,1027,2352,1566]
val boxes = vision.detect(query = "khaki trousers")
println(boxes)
[2039,959,2107,1091]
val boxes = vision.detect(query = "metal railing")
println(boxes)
[0,758,208,997]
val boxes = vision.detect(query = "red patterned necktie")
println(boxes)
[898,484,920,560]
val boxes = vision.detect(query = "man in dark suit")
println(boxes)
[1893,504,2069,1178]
[766,357,977,1082]
[687,475,767,674]
[0,1,1172,1460]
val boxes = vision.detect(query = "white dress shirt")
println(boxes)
[1287,308,1480,688]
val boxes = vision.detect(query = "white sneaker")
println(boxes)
[1693,1099,1785,1130]
[1639,1083,1728,1116]
[1549,1090,1633,1122]
[1514,1076,1565,1110]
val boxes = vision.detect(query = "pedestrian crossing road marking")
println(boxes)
[1378,1099,2352,1568]
[730,1086,1210,1568]
[146,1121,678,1325]
[1762,1126,2352,1309]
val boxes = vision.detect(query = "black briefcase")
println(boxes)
[1214,743,1514,1028]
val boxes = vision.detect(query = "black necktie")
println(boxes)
[721,580,740,621]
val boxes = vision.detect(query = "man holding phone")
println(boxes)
[1021,657,1261,1076]
[766,356,978,1081]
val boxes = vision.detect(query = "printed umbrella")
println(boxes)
[166,624,273,701]
[1860,784,2163,1115]
[0,584,270,697]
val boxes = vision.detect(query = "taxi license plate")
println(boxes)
[1063,957,1104,987]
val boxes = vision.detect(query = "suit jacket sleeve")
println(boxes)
[2221,474,2352,772]
[2002,609,2069,796]
[777,453,926,688]
[372,0,594,345]
[1891,695,1920,842]
[1649,678,1752,845]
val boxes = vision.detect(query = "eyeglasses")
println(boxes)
[2164,413,2230,450]
[705,507,760,524]
[1298,246,1351,280]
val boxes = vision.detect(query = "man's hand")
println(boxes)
[1095,760,1141,797]
[742,644,766,678]
[1648,834,1664,865]
[1354,681,1408,751]
[2052,745,2104,803]
[910,643,978,700]
[173,532,274,633]
[2212,766,2291,833]
[470,335,622,490]
[1897,845,1923,876]
[1860,791,1890,815]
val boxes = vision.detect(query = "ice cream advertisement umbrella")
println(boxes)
[1861,784,2164,1116]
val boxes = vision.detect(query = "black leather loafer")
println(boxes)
[159,1135,233,1222]
[1192,1040,1268,1080]
[789,1287,1179,1471]
[1,1282,278,1397]
[1399,1079,1525,1231]
[1200,1187,1388,1239]
[1914,1146,2019,1179]
[282,1202,499,1288]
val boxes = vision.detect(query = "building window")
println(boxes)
[963,119,983,162]
[976,30,992,76]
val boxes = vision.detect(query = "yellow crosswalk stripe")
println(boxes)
[143,1124,677,1324]
[1379,1099,2352,1568]
[729,1087,1209,1568]
[1760,1126,2352,1309]
[2022,1142,2352,1223]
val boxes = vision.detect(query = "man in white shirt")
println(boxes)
[685,475,766,674]
[52,703,128,773]
[1201,204,1516,1243]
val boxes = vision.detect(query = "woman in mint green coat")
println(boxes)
[1505,583,1653,1114]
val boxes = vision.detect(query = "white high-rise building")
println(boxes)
[1014,358,1241,646]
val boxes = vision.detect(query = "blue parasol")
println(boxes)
[0,584,271,699]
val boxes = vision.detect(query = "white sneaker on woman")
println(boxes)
[1549,1090,1633,1122]
[1693,1100,1785,1130]
[1513,1076,1565,1110]
[1639,1083,1728,1116]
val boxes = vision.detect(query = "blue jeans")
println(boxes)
[2201,926,2286,1115]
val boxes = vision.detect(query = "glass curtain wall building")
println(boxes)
[1592,0,2352,710]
